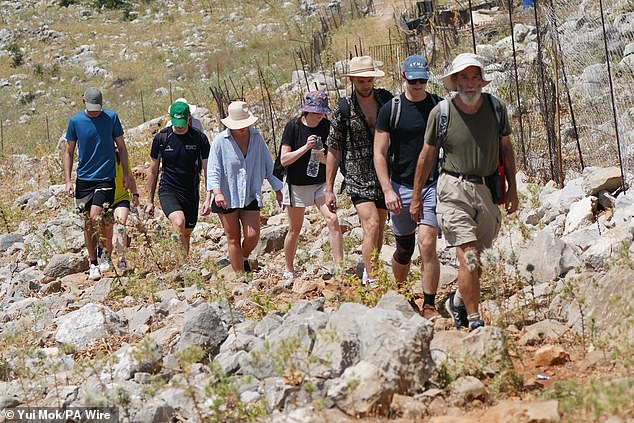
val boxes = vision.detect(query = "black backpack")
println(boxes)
[157,126,204,174]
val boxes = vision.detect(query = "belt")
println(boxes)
[442,170,486,185]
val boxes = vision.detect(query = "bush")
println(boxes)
[7,43,24,68]
[59,0,79,6]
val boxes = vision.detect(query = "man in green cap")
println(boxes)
[146,101,211,254]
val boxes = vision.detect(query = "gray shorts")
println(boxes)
[282,182,326,207]
[390,180,438,237]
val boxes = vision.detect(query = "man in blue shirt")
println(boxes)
[64,87,131,281]
[146,101,211,255]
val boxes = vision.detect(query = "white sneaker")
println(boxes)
[99,255,111,273]
[362,278,379,289]
[89,264,101,280]
[282,270,295,280]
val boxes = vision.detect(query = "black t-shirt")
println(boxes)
[150,127,210,195]
[281,118,330,185]
[376,93,441,186]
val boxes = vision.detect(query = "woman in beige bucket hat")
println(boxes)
[207,101,283,273]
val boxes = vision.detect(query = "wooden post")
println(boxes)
[140,91,146,123]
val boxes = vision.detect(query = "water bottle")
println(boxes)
[306,136,322,177]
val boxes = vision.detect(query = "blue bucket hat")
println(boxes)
[301,90,331,114]
[402,55,431,80]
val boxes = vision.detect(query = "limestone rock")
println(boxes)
[55,303,127,351]
[582,166,623,196]
[327,360,394,416]
[519,320,568,346]
[534,345,570,366]
[44,253,88,278]
[175,303,229,356]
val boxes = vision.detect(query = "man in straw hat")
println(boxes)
[410,53,519,331]
[326,55,393,288]
[146,100,211,254]
[64,87,132,281]
[374,55,443,320]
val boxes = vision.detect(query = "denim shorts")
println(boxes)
[390,180,438,237]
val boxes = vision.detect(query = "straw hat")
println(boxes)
[221,101,258,130]
[441,53,491,91]
[344,56,385,78]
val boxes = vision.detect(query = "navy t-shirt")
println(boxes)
[66,109,124,181]
[281,118,330,185]
[150,127,210,195]
[376,93,441,186]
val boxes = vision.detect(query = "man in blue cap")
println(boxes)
[374,55,443,320]
[64,87,132,281]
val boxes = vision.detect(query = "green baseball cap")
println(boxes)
[170,101,190,127]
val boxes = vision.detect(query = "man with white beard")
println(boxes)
[409,53,519,332]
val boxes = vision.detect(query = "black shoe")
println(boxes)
[445,296,468,329]
[468,319,485,332]
[243,259,251,273]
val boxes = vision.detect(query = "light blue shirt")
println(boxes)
[207,128,283,208]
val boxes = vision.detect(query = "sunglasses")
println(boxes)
[406,78,428,85]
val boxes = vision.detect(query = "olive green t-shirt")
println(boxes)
[424,95,512,177]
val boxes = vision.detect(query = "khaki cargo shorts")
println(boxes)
[436,173,501,249]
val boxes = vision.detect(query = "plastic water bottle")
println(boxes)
[306,136,322,177]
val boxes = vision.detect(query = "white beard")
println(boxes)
[458,91,481,106]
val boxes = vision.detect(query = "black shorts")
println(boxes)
[75,179,115,212]
[159,190,199,229]
[113,199,130,210]
[212,199,260,214]
[350,194,387,210]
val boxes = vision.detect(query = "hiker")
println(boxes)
[64,87,131,281]
[374,55,442,320]
[208,101,283,273]
[410,53,519,331]
[102,146,140,270]
[145,100,211,255]
[166,97,204,132]
[280,91,343,279]
[325,56,393,288]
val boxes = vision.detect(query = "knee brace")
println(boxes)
[393,233,416,265]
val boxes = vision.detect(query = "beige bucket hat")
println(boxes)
[221,101,258,130]
[441,53,491,91]
[344,56,385,78]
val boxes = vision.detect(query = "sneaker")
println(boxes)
[445,296,469,329]
[362,278,379,289]
[282,270,294,280]
[421,304,441,321]
[88,264,101,281]
[118,258,128,269]
[99,255,112,273]
[469,319,485,332]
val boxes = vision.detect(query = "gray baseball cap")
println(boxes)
[83,87,103,111]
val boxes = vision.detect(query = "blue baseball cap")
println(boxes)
[402,55,430,80]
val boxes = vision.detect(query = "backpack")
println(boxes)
[272,143,286,180]
[157,126,204,174]
[436,93,508,204]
